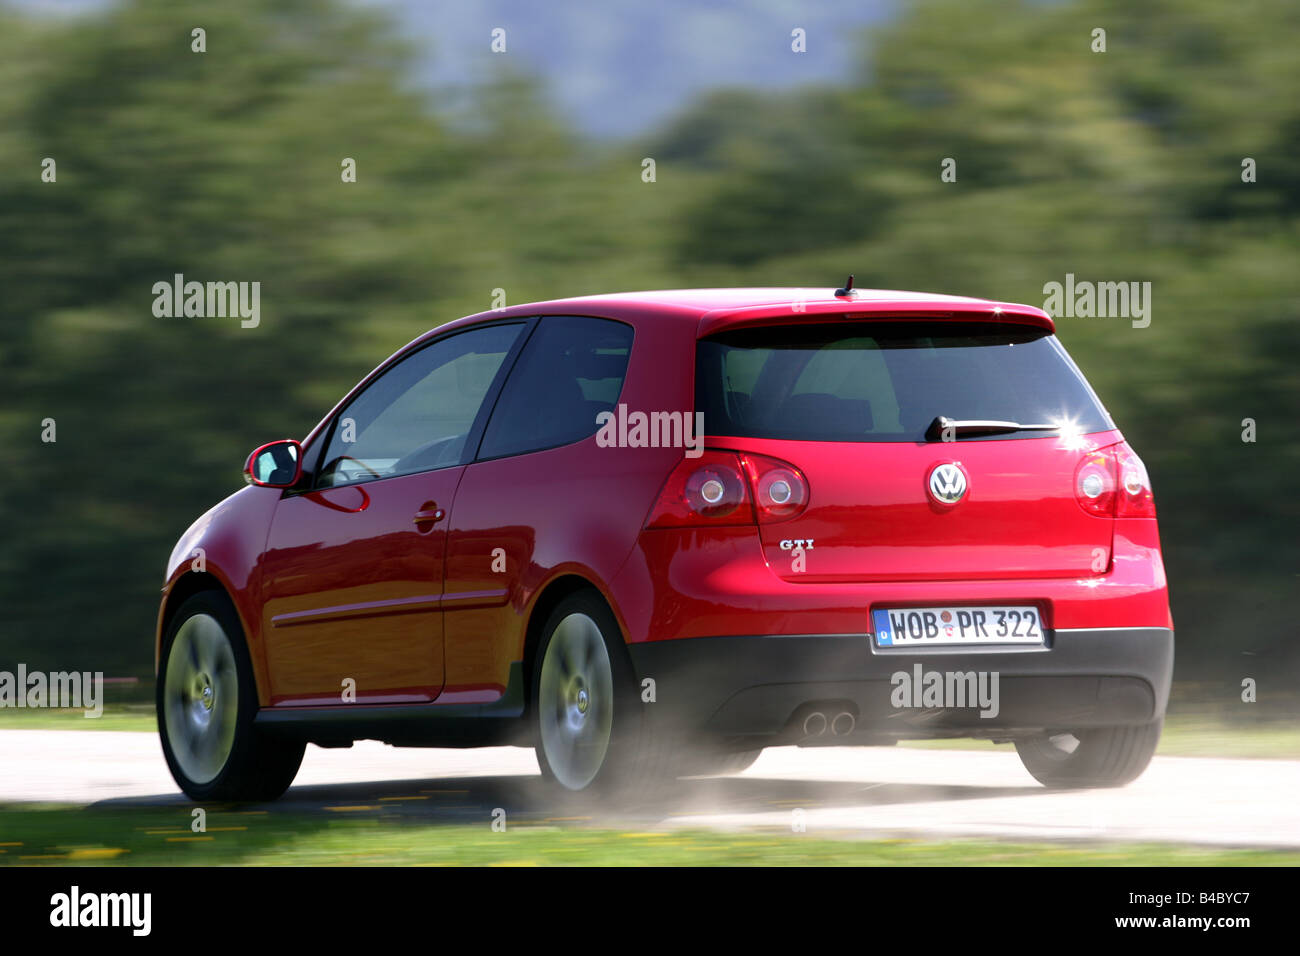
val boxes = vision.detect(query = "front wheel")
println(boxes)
[158,590,304,802]
[1015,719,1162,788]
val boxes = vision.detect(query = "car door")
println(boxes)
[441,316,649,702]
[259,321,527,706]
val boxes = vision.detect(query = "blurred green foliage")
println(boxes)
[1,0,1296,705]
[6,808,1300,866]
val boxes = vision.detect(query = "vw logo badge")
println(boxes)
[928,462,968,505]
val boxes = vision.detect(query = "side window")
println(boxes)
[316,323,523,487]
[478,316,634,460]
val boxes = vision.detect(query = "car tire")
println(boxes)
[158,590,304,802]
[1014,719,1162,788]
[532,590,680,797]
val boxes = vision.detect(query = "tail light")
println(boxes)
[645,451,753,528]
[740,453,809,521]
[1074,441,1155,518]
[1114,445,1155,516]
[1074,450,1116,517]
[645,450,809,528]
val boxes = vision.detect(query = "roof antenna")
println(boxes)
[834,275,856,297]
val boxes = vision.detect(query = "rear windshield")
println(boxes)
[695,321,1113,442]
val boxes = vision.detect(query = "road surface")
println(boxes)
[2,730,1297,847]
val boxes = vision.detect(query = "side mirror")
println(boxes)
[243,439,303,488]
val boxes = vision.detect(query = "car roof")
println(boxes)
[304,287,1055,451]
[441,287,1055,339]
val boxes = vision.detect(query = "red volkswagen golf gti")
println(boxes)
[156,287,1173,801]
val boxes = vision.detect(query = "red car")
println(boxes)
[156,285,1173,801]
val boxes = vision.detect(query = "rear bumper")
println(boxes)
[627,626,1173,742]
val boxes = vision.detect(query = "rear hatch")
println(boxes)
[695,319,1118,582]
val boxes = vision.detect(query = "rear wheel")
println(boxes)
[532,591,680,796]
[1015,719,1162,788]
[158,590,304,802]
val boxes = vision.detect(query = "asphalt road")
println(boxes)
[3,730,1298,847]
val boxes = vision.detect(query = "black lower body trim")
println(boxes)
[627,628,1173,743]
[253,662,529,748]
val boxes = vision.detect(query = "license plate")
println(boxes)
[872,605,1044,647]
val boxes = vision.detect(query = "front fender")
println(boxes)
[156,485,282,704]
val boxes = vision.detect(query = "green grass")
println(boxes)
[1,806,1296,866]
[3,707,1297,758]
[0,705,155,733]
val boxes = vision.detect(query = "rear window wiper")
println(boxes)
[924,415,1060,442]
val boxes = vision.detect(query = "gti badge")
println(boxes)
[927,462,968,505]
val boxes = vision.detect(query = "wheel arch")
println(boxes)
[156,570,270,705]
[521,573,629,709]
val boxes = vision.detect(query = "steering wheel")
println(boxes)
[321,454,384,485]
[390,434,465,474]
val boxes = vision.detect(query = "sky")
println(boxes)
[8,0,895,137]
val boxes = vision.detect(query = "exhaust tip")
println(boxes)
[802,712,828,737]
[831,712,856,736]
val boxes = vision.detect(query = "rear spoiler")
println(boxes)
[696,299,1055,339]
